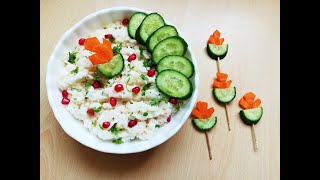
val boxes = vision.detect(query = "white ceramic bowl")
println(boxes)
[46,6,199,154]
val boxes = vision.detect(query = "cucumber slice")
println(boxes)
[156,70,192,100]
[128,12,147,39]
[146,25,179,52]
[156,55,194,78]
[207,44,228,60]
[152,36,188,64]
[192,116,217,131]
[96,54,124,78]
[135,13,165,44]
[213,87,236,104]
[240,107,263,125]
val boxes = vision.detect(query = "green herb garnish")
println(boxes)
[139,46,145,59]
[85,81,92,88]
[71,87,81,92]
[93,106,102,113]
[150,100,158,106]
[94,73,100,80]
[140,74,149,81]
[112,138,123,144]
[128,64,135,72]
[70,66,79,74]
[92,121,97,127]
[112,43,122,54]
[68,52,77,64]
[143,112,148,116]
[99,124,104,130]
[109,123,124,135]
[125,78,131,92]
[155,124,160,128]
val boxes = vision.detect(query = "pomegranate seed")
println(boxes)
[102,122,111,128]
[167,116,171,122]
[132,87,140,94]
[147,69,156,77]
[122,18,129,26]
[92,81,101,89]
[78,38,85,45]
[127,54,136,62]
[128,120,137,128]
[62,90,69,98]
[87,109,95,116]
[105,34,113,39]
[169,98,178,105]
[61,98,70,105]
[110,97,117,106]
[114,84,124,92]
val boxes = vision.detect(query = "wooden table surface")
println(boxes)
[40,0,280,179]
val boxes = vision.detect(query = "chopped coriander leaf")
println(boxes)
[70,66,79,74]
[68,52,77,64]
[108,37,115,43]
[125,78,131,91]
[139,46,145,59]
[99,124,104,130]
[112,43,122,54]
[155,124,160,128]
[143,83,152,91]
[128,64,135,72]
[159,97,169,103]
[93,106,102,113]
[109,123,124,135]
[85,81,92,88]
[92,121,97,127]
[112,138,123,144]
[73,98,77,100]
[71,87,81,92]
[94,73,100,80]
[150,100,158,106]
[143,112,148,116]
[175,105,181,111]
[140,74,149,81]
[143,60,156,68]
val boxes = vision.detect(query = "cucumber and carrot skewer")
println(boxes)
[239,92,263,152]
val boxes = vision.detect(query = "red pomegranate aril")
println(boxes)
[61,98,70,105]
[62,90,69,98]
[128,120,137,128]
[114,84,124,92]
[122,18,129,26]
[132,87,140,94]
[127,54,136,62]
[105,34,113,39]
[92,81,101,89]
[167,116,171,122]
[78,38,85,45]
[147,69,156,77]
[87,109,95,116]
[169,98,178,105]
[110,97,117,106]
[102,122,111,128]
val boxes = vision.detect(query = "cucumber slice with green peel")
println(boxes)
[156,55,194,78]
[96,54,124,78]
[240,107,263,125]
[128,12,147,39]
[192,116,217,131]
[146,25,179,52]
[207,44,228,60]
[135,13,165,44]
[152,36,188,64]
[213,87,236,104]
[156,70,193,100]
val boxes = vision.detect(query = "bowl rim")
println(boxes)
[46,6,199,154]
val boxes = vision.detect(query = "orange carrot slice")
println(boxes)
[217,72,228,81]
[103,38,112,47]
[213,30,221,38]
[244,92,256,101]
[239,98,250,109]
[208,35,215,44]
[212,80,222,88]
[84,37,101,51]
[213,36,220,45]
[192,108,203,119]
[207,107,214,116]
[219,38,224,45]
[252,98,261,108]
[192,101,214,119]
[88,54,110,65]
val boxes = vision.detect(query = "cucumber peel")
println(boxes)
[240,107,263,125]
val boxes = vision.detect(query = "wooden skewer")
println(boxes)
[216,58,231,131]
[204,131,212,160]
[251,124,258,152]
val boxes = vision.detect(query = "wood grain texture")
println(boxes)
[40,0,280,179]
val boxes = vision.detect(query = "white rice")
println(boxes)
[57,21,183,143]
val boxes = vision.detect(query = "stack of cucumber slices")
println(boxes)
[128,12,195,100]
